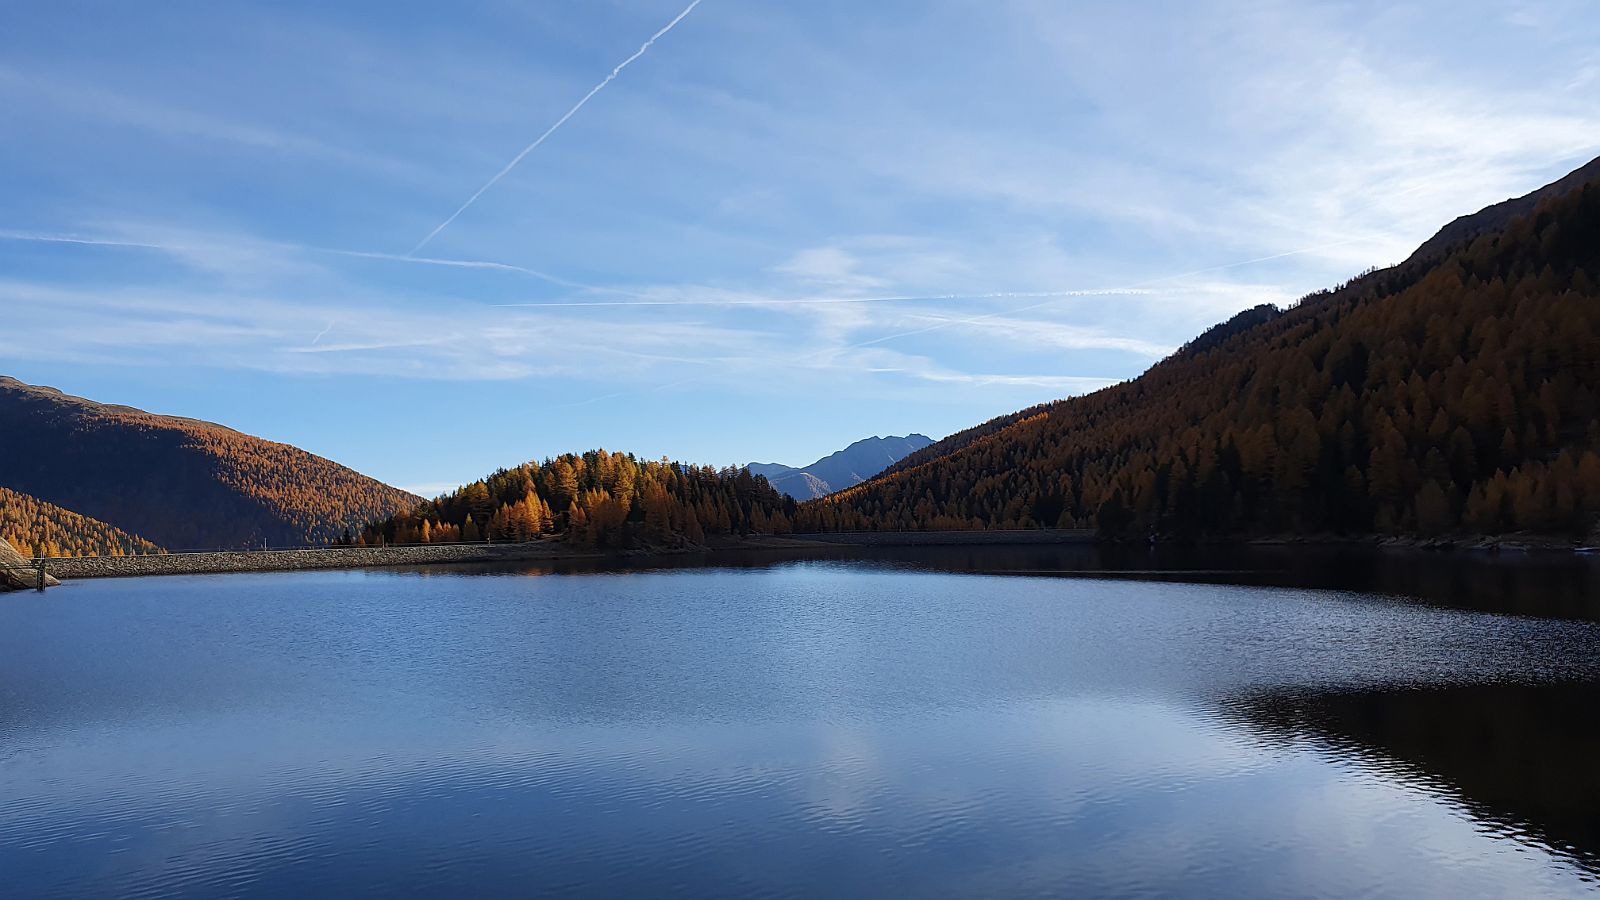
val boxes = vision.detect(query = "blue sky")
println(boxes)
[2,1,1597,495]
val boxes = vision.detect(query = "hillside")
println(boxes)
[361,449,797,551]
[798,155,1600,541]
[0,378,420,549]
[750,434,934,500]
[0,486,163,558]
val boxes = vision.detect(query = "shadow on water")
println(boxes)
[399,542,1600,621]
[1224,682,1600,877]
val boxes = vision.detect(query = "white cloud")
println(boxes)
[4,0,1597,433]
[898,313,1174,358]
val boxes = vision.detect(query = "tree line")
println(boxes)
[354,449,798,550]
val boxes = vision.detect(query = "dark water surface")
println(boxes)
[3,548,1598,897]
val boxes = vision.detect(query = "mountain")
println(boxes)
[798,156,1600,541]
[747,465,831,501]
[0,485,163,558]
[750,434,935,500]
[361,450,796,550]
[0,377,420,549]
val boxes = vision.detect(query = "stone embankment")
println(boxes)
[36,542,573,581]
[8,530,1103,588]
[790,529,1096,547]
[2,537,59,590]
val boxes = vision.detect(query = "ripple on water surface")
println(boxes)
[1,556,1598,897]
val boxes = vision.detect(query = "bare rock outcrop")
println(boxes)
[0,537,58,591]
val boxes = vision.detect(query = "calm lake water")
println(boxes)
[3,547,1599,897]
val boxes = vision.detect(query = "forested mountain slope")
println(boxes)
[0,485,163,558]
[0,377,419,548]
[362,449,796,550]
[881,407,1051,478]
[798,156,1600,540]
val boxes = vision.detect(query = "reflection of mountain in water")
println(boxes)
[1232,684,1600,875]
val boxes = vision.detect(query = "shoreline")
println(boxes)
[18,528,1598,587]
[33,541,592,582]
[1227,533,1597,553]
[25,535,848,584]
[23,529,1104,584]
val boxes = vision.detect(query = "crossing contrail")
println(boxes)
[408,0,704,256]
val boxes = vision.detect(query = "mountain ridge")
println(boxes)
[799,154,1600,541]
[0,376,420,549]
[751,434,934,500]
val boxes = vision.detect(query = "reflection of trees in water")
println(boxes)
[1189,546,1600,621]
[1228,683,1600,875]
[399,545,1600,621]
[827,544,1600,622]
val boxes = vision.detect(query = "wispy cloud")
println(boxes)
[4,0,1596,471]
[0,65,419,179]
[897,313,1173,358]
[494,287,1151,309]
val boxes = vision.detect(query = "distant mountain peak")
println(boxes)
[749,433,934,500]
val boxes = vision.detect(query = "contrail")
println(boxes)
[0,227,644,298]
[408,0,704,256]
[0,230,166,251]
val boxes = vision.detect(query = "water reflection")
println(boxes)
[1229,682,1600,877]
[406,543,1600,621]
[3,555,1599,896]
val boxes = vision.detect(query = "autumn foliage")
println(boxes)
[800,163,1600,542]
[359,449,796,550]
[0,377,419,549]
[0,486,163,558]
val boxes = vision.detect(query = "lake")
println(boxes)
[3,547,1598,897]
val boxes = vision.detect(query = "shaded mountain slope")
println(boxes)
[798,156,1600,540]
[0,377,419,548]
[0,485,163,558]
[882,410,1049,478]
[1414,155,1600,263]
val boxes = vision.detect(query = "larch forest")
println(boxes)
[357,450,797,550]
[0,485,164,559]
[797,160,1600,542]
